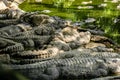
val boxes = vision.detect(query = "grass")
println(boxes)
[19,0,120,44]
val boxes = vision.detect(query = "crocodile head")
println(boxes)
[104,58,120,74]
[30,14,54,26]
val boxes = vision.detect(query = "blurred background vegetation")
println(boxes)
[0,64,29,80]
[19,0,120,44]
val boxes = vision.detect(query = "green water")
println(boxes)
[19,0,120,44]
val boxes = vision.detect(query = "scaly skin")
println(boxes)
[10,25,55,37]
[19,12,53,26]
[0,37,24,53]
[2,57,100,69]
[14,64,108,80]
[0,8,25,19]
[55,50,120,59]
[10,47,59,64]
[48,16,66,29]
[0,43,24,53]
[2,58,120,80]
[0,7,120,80]
[7,35,54,50]
[10,49,120,64]
[0,24,25,37]
[91,35,117,46]
[0,19,20,27]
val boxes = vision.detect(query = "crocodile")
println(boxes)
[0,23,55,37]
[48,39,71,51]
[0,19,20,27]
[0,37,24,53]
[15,64,108,80]
[11,47,59,64]
[3,57,102,68]
[0,0,25,18]
[10,24,55,37]
[0,4,120,80]
[40,64,108,80]
[43,26,91,51]
[77,27,118,48]
[0,9,9,14]
[18,13,68,29]
[55,27,91,43]
[0,43,24,53]
[0,24,30,37]
[7,35,54,50]
[91,35,117,47]
[19,12,54,26]
[0,34,57,53]
[8,47,120,64]
[47,16,67,29]
[54,49,120,59]
[0,8,25,19]
[2,57,120,80]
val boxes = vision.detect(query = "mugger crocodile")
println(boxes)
[9,50,120,64]
[1,57,120,80]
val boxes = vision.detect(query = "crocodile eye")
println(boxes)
[112,60,117,63]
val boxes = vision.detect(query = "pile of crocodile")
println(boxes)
[0,5,120,80]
